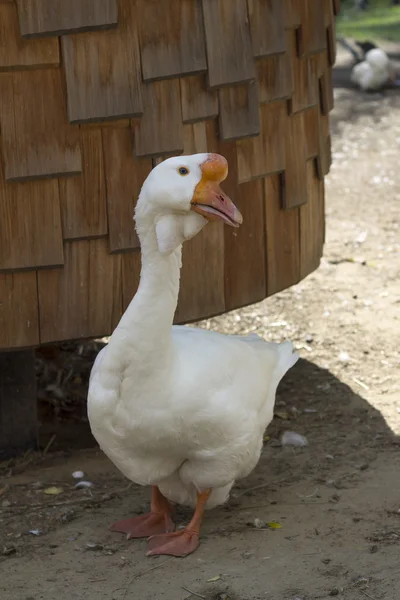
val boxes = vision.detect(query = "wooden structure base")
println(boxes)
[0,350,37,459]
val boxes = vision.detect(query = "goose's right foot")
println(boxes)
[109,486,174,539]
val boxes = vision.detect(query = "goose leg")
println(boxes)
[147,488,211,557]
[109,486,174,539]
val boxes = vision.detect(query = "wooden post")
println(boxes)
[0,350,37,459]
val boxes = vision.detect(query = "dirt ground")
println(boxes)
[1,48,400,600]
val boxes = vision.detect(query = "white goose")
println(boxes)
[88,153,299,557]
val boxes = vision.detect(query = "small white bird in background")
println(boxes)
[351,47,398,91]
[339,38,399,91]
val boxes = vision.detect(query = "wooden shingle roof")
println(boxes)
[0,0,337,350]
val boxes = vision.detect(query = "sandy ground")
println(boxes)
[1,51,400,600]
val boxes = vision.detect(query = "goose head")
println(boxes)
[135,153,243,255]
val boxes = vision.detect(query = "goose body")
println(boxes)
[88,153,298,556]
[90,326,297,509]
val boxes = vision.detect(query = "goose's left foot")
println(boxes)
[147,488,211,557]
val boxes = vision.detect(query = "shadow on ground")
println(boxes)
[1,358,399,600]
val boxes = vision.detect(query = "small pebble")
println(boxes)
[72,471,85,479]
[85,542,103,551]
[57,509,76,524]
[329,588,340,596]
[2,546,16,556]
[75,481,93,489]
[253,518,266,529]
[281,431,308,447]
[29,529,41,536]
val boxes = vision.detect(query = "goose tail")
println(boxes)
[274,340,299,386]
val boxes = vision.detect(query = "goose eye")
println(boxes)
[178,166,189,176]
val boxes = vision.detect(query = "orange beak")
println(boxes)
[190,154,243,227]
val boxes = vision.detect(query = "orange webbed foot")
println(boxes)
[110,485,174,539]
[147,529,199,557]
[109,511,175,539]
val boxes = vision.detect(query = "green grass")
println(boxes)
[336,1,400,42]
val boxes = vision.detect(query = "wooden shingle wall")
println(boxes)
[0,0,336,350]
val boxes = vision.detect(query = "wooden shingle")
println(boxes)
[303,106,319,158]
[284,0,301,28]
[327,22,336,67]
[324,0,334,26]
[297,0,326,57]
[204,118,220,153]
[0,2,59,70]
[316,113,331,179]
[62,1,142,123]
[283,110,308,208]
[287,31,317,114]
[183,122,209,154]
[0,272,40,349]
[219,81,260,141]
[224,179,266,310]
[265,173,300,296]
[38,239,122,343]
[0,159,64,271]
[175,222,225,323]
[133,79,183,157]
[324,0,337,65]
[0,69,81,181]
[59,129,108,240]
[202,0,255,88]
[102,127,152,252]
[300,159,324,279]
[180,74,218,123]
[319,65,334,115]
[16,0,118,38]
[333,0,341,16]
[256,52,293,105]
[236,101,286,183]
[138,0,207,81]
[247,0,286,58]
